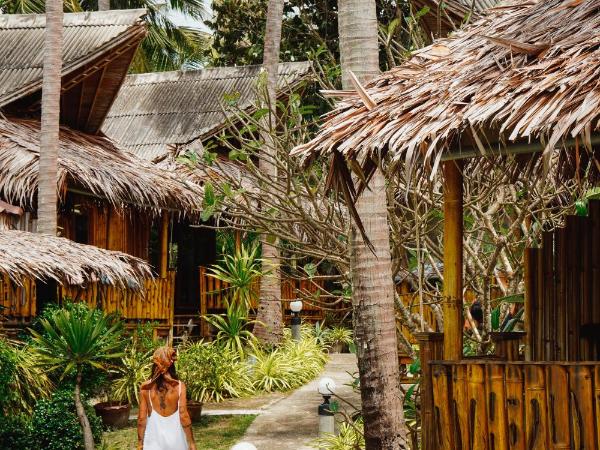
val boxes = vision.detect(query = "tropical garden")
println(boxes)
[1,0,599,447]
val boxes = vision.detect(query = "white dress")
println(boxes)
[143,381,189,450]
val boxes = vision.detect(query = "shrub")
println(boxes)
[324,327,354,348]
[0,339,52,415]
[251,333,328,392]
[30,387,103,450]
[111,345,152,405]
[177,340,254,403]
[0,414,32,450]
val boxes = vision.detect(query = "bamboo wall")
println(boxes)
[431,360,600,450]
[60,271,175,323]
[525,200,600,361]
[0,275,36,320]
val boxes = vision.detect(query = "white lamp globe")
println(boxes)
[318,377,337,396]
[290,300,303,313]
[231,443,257,450]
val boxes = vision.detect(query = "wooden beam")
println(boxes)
[160,212,169,279]
[442,160,463,360]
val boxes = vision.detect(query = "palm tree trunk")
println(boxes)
[37,0,63,235]
[98,0,110,10]
[338,0,409,447]
[74,371,95,450]
[253,0,285,345]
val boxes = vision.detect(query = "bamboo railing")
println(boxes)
[430,359,600,450]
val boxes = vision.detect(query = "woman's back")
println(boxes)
[146,381,180,417]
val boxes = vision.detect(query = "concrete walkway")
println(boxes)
[237,353,360,450]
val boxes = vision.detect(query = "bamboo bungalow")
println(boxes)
[0,10,203,332]
[293,0,600,448]
[412,0,498,38]
[102,62,327,333]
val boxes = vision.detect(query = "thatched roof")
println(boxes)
[0,10,146,133]
[0,118,202,212]
[103,62,313,161]
[293,0,600,185]
[0,230,151,289]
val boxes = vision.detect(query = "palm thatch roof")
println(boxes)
[293,0,600,188]
[0,230,151,289]
[0,10,147,133]
[0,118,202,212]
[103,62,313,161]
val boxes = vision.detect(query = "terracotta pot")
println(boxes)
[330,342,344,354]
[94,401,131,429]
[187,400,203,423]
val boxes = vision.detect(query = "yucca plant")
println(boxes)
[324,326,354,351]
[203,300,257,359]
[208,243,264,313]
[30,308,124,450]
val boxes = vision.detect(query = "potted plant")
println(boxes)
[97,345,152,429]
[324,326,354,353]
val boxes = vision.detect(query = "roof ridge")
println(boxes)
[0,9,146,29]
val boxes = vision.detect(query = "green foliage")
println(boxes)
[324,326,354,347]
[0,339,16,409]
[111,345,152,405]
[177,340,254,403]
[4,341,53,414]
[30,387,102,450]
[30,306,124,378]
[0,414,32,450]
[251,332,327,392]
[311,418,365,449]
[208,243,263,312]
[203,300,257,359]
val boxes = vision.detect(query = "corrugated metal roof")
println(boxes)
[103,61,313,160]
[0,9,146,108]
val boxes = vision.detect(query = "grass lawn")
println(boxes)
[102,415,257,450]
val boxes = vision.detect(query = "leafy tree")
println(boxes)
[30,307,124,450]
[0,0,208,72]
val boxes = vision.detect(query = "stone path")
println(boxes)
[236,353,360,450]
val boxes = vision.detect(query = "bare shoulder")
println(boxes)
[141,380,153,390]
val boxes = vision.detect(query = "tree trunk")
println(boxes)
[253,0,285,345]
[98,0,110,10]
[37,0,63,235]
[338,0,409,447]
[74,371,95,450]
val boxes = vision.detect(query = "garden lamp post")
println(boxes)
[318,377,336,436]
[290,300,303,341]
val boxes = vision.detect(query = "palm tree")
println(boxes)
[0,0,207,72]
[37,0,63,235]
[253,0,285,345]
[30,308,124,450]
[338,0,408,447]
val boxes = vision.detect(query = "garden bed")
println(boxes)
[103,415,256,449]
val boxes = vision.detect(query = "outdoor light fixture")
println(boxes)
[318,377,336,436]
[231,443,257,450]
[290,300,303,341]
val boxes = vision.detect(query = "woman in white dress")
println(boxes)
[137,347,197,450]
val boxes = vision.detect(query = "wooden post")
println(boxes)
[524,248,535,361]
[416,332,444,450]
[159,212,169,279]
[442,160,463,360]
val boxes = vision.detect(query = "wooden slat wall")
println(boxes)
[526,200,600,361]
[431,361,600,450]
[0,275,36,320]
